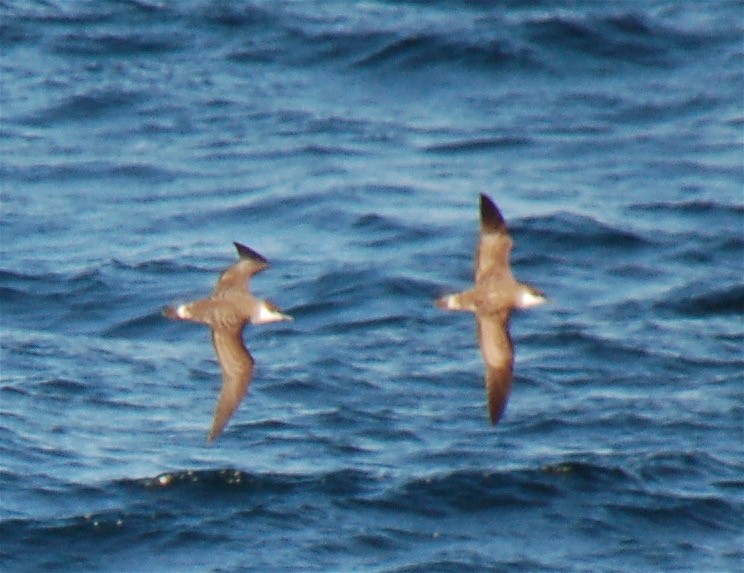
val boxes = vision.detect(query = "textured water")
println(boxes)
[1,1,743,571]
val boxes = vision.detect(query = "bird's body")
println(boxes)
[164,242,291,442]
[437,194,546,424]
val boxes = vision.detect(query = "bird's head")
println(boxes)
[516,284,547,309]
[253,299,293,324]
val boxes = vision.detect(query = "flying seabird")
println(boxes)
[436,194,546,424]
[164,242,291,442]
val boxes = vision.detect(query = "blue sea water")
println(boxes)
[1,0,743,571]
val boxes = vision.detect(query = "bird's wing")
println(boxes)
[208,327,255,442]
[475,194,513,282]
[213,243,269,297]
[476,312,514,424]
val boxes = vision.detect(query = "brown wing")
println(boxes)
[213,243,269,297]
[475,194,513,282]
[476,312,514,424]
[208,327,255,442]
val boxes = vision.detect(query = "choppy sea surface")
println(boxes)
[1,1,743,571]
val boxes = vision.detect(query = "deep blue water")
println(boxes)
[1,1,743,571]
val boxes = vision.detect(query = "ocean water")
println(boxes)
[1,0,743,571]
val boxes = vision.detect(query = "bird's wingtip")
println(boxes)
[479,193,507,233]
[233,242,269,266]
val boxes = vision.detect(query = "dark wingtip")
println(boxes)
[488,406,505,425]
[479,193,507,233]
[233,242,268,265]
